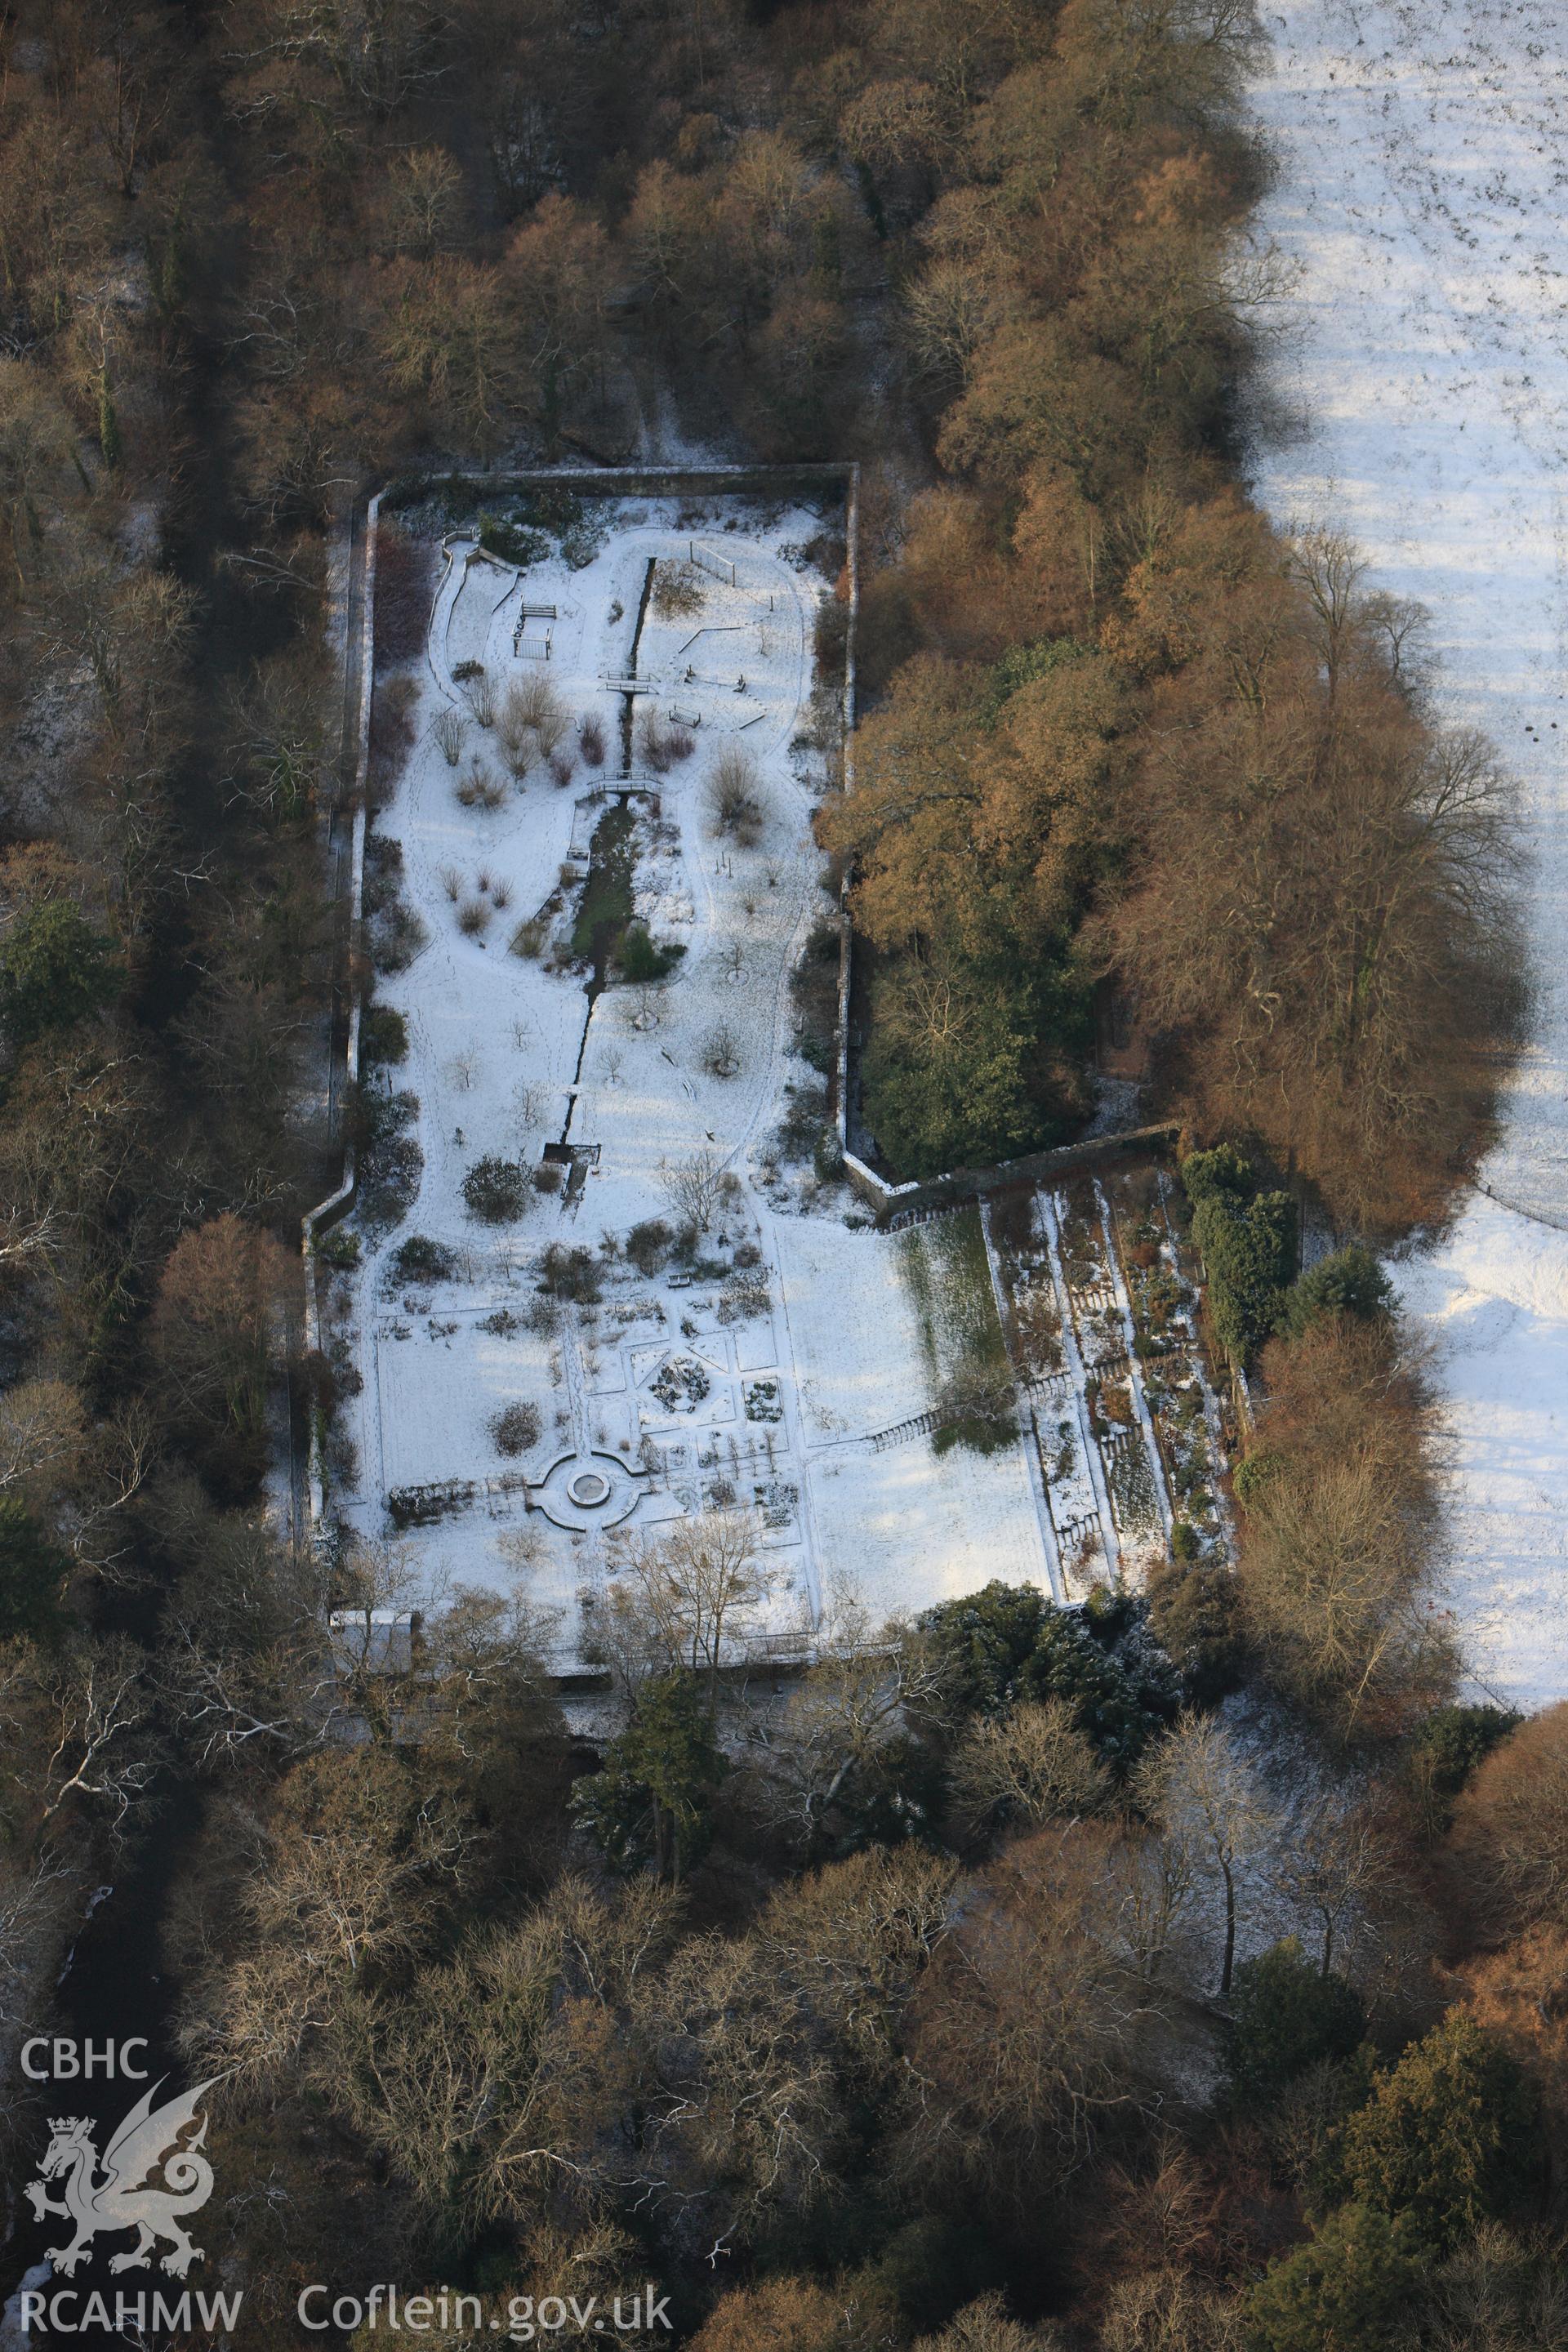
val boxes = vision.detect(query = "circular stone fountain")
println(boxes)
[533,1450,644,1532]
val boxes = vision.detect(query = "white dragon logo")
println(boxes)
[24,2077,222,2278]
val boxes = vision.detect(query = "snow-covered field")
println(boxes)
[1247,0,1568,1707]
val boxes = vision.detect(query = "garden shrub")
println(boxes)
[1227,1939,1365,2105]
[626,1218,675,1275]
[356,1088,423,1233]
[651,559,705,618]
[491,1401,541,1456]
[1179,1143,1257,1205]
[720,1263,772,1321]
[617,923,683,982]
[1282,1245,1395,1336]
[813,1129,844,1184]
[360,1004,408,1067]
[1232,1447,1284,1507]
[706,747,767,844]
[478,512,550,568]
[1145,1554,1242,1704]
[461,1156,531,1223]
[391,1235,458,1285]
[1183,1146,1297,1365]
[539,1243,599,1303]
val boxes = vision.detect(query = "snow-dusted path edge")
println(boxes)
[1246,0,1568,1708]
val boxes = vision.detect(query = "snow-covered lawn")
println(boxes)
[1248,0,1568,1707]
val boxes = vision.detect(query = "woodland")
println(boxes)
[0,2,1553,2349]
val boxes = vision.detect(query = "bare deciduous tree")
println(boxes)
[221,649,332,823]
[630,1925,844,2256]
[0,1846,79,2078]
[1272,1787,1402,1979]
[1134,1714,1276,1998]
[1103,1820,1197,1990]
[599,1509,771,1708]
[1239,1318,1455,1739]
[902,1824,1159,2209]
[385,144,464,256]
[655,1147,733,1232]
[181,1744,477,2091]
[948,1698,1111,1840]
[755,1842,956,2077]
[0,1635,162,1834]
[0,1378,87,1503]
[699,1022,742,1080]
[148,1214,298,1451]
[327,1874,675,2230]
[744,1588,951,1853]
[1107,528,1523,1227]
[1451,1705,1568,1936]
